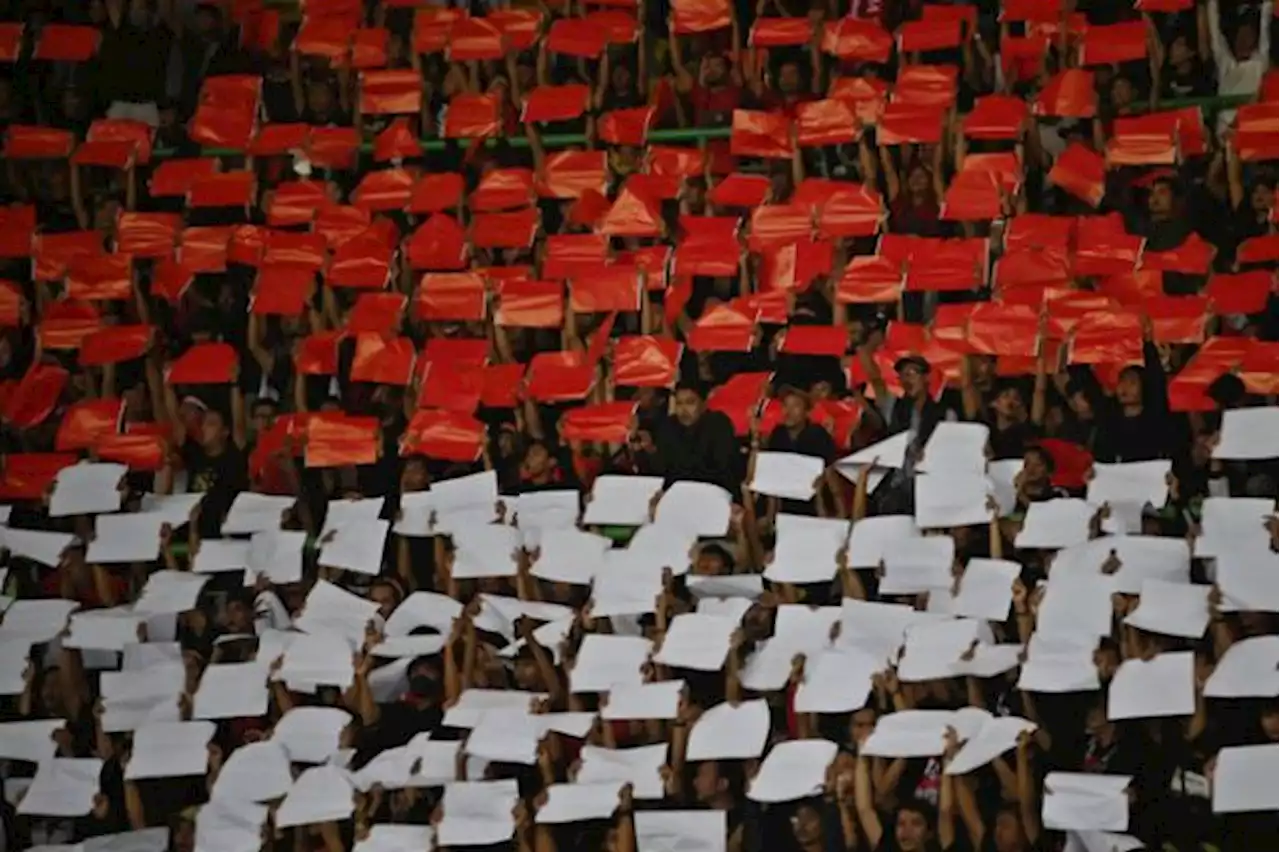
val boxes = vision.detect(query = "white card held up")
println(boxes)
[914,473,994,529]
[510,490,580,544]
[192,538,252,574]
[248,529,307,584]
[1123,580,1210,639]
[837,430,911,473]
[1014,499,1095,549]
[860,709,953,758]
[1215,544,1280,613]
[82,827,170,852]
[944,716,1036,776]
[193,662,269,720]
[278,632,355,689]
[793,647,879,714]
[450,523,521,579]
[133,571,209,615]
[846,515,921,568]
[99,662,184,733]
[64,610,143,652]
[431,469,499,514]
[1036,573,1114,641]
[577,744,668,800]
[465,712,541,765]
[125,720,216,780]
[275,765,356,829]
[271,706,351,764]
[1107,652,1194,720]
[1211,744,1279,813]
[294,579,380,644]
[222,493,296,535]
[86,512,167,564]
[1212,407,1279,461]
[530,528,611,585]
[1204,636,1278,698]
[536,781,624,825]
[946,559,1020,621]
[0,599,78,643]
[210,741,293,803]
[897,618,981,682]
[384,591,462,636]
[653,613,737,672]
[354,825,435,852]
[1,528,75,567]
[570,634,652,693]
[196,798,268,852]
[918,422,990,475]
[1062,831,1145,852]
[653,481,733,537]
[602,680,685,721]
[1086,460,1171,508]
[437,779,519,846]
[0,719,64,764]
[583,475,666,526]
[1042,773,1132,832]
[318,520,390,576]
[686,700,770,761]
[634,810,726,852]
[765,514,848,584]
[17,758,102,816]
[881,535,955,596]
[688,574,764,601]
[749,451,824,501]
[1194,497,1275,558]
[443,689,547,729]
[320,497,386,539]
[49,463,127,517]
[1017,650,1101,693]
[747,739,838,804]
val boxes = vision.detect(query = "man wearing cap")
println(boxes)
[859,349,948,451]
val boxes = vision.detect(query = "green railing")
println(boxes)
[155,93,1256,160]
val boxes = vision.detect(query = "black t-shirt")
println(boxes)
[987,419,1041,461]
[183,440,249,537]
[97,20,173,104]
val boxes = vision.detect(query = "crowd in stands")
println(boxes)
[0,0,1276,849]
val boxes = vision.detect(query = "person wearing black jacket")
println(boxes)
[646,381,742,494]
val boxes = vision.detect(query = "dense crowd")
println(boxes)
[0,0,1275,850]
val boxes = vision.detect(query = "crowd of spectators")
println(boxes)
[0,0,1275,850]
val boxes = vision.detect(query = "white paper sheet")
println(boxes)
[1107,652,1194,720]
[653,481,733,537]
[436,779,518,846]
[1017,649,1101,693]
[210,740,293,803]
[570,634,652,693]
[193,662,269,720]
[793,647,880,713]
[1212,743,1279,813]
[687,574,763,601]
[354,825,435,852]
[320,497,386,539]
[192,538,252,574]
[222,493,296,535]
[64,610,143,652]
[861,709,954,758]
[881,534,956,596]
[133,571,209,615]
[271,706,350,764]
[1195,497,1275,558]
[86,512,167,564]
[765,514,848,584]
[0,718,64,764]
[0,599,78,644]
[247,529,307,584]
[384,591,462,636]
[465,712,541,765]
[1036,573,1114,641]
[749,451,824,501]
[82,827,169,852]
[1204,635,1279,698]
[275,765,355,828]
[918,422,990,474]
[897,618,982,682]
[583,475,666,526]
[1215,544,1280,612]
[535,780,624,824]
[510,490,581,546]
[602,680,685,721]
[442,689,546,729]
[49,463,127,517]
[1,528,75,567]
[846,515,920,568]
[952,643,1022,679]
[530,528,611,585]
[914,472,994,529]
[278,631,355,689]
[1213,407,1279,460]
[590,558,664,617]
[747,739,838,803]
[837,430,910,471]
[450,523,521,579]
[1062,831,1145,852]
[0,640,29,695]
[653,613,737,672]
[686,700,770,761]
[392,490,435,537]
[1123,580,1210,639]
[1014,499,1095,549]
[431,470,499,514]
[1042,772,1132,831]
[634,810,726,852]
[195,798,268,852]
[1086,460,1171,508]
[578,744,668,800]
[836,599,939,665]
[622,524,698,576]
[125,720,216,780]
[318,520,390,576]
[739,604,842,691]
[985,459,1023,517]
[100,662,184,733]
[17,758,102,816]
[944,716,1036,775]
[941,558,1020,621]
[294,579,380,644]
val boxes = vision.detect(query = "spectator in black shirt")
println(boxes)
[647,380,741,494]
[765,386,838,515]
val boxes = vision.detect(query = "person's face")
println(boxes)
[200,410,229,450]
[782,393,807,428]
[611,63,633,93]
[1262,708,1279,741]
[1147,183,1174,219]
[898,364,925,398]
[993,388,1023,420]
[513,657,540,689]
[695,549,727,575]
[1250,182,1274,213]
[673,389,705,427]
[1233,22,1258,60]
[224,600,252,633]
[894,808,931,851]
[1068,389,1093,418]
[250,403,275,439]
[370,584,398,619]
[1115,369,1142,407]
[402,459,429,492]
[993,810,1023,852]
[1111,77,1134,109]
[791,804,823,844]
[1086,704,1113,739]
[973,355,996,385]
[307,82,333,116]
[906,166,930,196]
[523,443,551,477]
[706,55,729,85]
[778,63,801,94]
[850,708,877,744]
[1021,450,1048,485]
[1169,36,1192,66]
[692,761,724,803]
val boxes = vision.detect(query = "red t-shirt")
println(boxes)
[692,84,743,126]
